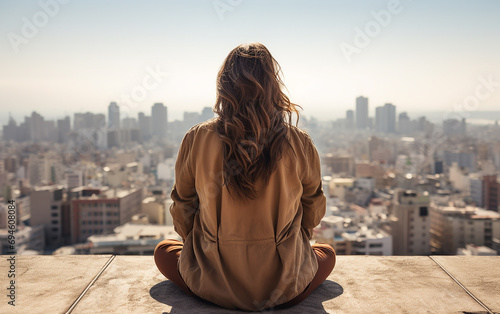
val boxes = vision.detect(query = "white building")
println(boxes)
[157,158,175,181]
[342,226,392,256]
[87,223,179,255]
[457,244,497,256]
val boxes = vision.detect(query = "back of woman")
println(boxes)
[154,42,335,311]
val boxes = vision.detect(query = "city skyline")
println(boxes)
[1,0,500,125]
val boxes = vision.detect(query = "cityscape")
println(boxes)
[1,97,499,256]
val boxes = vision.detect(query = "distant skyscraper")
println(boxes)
[345,110,354,129]
[108,102,120,130]
[151,103,167,139]
[384,103,396,133]
[375,103,396,133]
[355,96,369,130]
[3,117,18,141]
[398,112,411,134]
[138,112,152,141]
[57,116,70,143]
[28,111,45,142]
[73,112,105,131]
[201,107,214,121]
[443,118,466,137]
[375,106,384,133]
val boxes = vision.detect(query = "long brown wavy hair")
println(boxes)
[214,43,301,199]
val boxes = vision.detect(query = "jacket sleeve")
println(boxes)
[301,137,326,239]
[170,128,199,241]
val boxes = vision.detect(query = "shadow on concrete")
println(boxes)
[150,279,343,313]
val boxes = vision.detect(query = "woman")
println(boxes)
[154,42,335,311]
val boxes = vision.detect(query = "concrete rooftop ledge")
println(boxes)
[1,255,499,313]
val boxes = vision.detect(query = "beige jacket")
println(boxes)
[170,118,326,311]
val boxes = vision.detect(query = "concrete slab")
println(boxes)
[0,255,112,314]
[432,256,500,312]
[71,255,238,313]
[71,256,487,313]
[324,256,486,313]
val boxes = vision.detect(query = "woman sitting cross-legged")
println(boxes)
[154,42,336,311]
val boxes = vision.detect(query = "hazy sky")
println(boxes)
[1,0,499,125]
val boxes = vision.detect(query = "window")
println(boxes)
[419,206,428,217]
[51,205,58,210]
[369,243,383,248]
[53,189,63,201]
[51,220,58,225]
[51,227,58,232]
[51,213,58,217]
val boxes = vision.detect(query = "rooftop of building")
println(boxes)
[432,204,500,219]
[341,226,390,241]
[87,223,178,245]
[4,255,498,313]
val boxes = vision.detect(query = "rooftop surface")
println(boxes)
[1,255,499,313]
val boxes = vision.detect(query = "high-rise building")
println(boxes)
[470,174,483,207]
[443,118,466,137]
[443,150,476,172]
[70,186,143,243]
[138,112,152,141]
[73,112,105,131]
[201,107,214,121]
[3,117,18,141]
[375,106,384,133]
[151,103,167,139]
[30,185,69,248]
[398,112,411,134]
[355,96,369,130]
[384,103,396,133]
[28,111,45,142]
[108,102,120,130]
[483,175,500,212]
[57,116,71,143]
[345,110,354,130]
[391,190,431,255]
[375,103,396,133]
[430,204,500,254]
